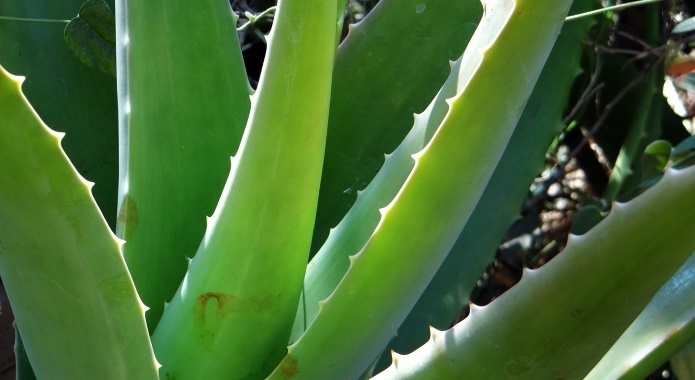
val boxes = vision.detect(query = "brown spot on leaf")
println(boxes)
[195,292,234,324]
[277,355,300,378]
[193,292,277,348]
[194,292,275,323]
[116,194,138,238]
[666,327,681,339]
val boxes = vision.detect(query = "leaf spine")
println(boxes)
[429,326,443,342]
[390,350,402,367]
[521,266,537,279]
[468,301,482,316]
[139,299,150,314]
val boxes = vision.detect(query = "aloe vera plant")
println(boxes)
[2,0,695,379]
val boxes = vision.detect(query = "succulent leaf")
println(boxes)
[376,165,695,379]
[115,0,251,330]
[150,0,339,378]
[270,1,574,378]
[0,64,157,380]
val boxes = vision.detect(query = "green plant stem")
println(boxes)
[565,0,662,21]
[0,15,69,23]
[236,6,276,31]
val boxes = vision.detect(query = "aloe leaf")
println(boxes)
[603,69,662,200]
[115,0,251,329]
[602,4,663,200]
[0,0,119,228]
[297,49,463,341]
[14,329,36,380]
[299,0,594,348]
[375,165,695,379]
[299,1,482,332]
[64,0,116,77]
[0,65,157,379]
[585,253,695,379]
[672,339,695,379]
[381,0,597,361]
[270,1,574,378]
[150,0,338,378]
[311,0,481,253]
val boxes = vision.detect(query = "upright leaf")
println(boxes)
[0,0,119,228]
[270,1,574,378]
[383,0,597,360]
[311,0,481,253]
[151,0,338,378]
[297,1,483,339]
[0,65,157,380]
[115,0,251,329]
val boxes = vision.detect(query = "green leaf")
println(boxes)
[64,0,116,77]
[586,253,695,379]
[672,339,695,380]
[673,16,695,34]
[115,0,251,330]
[0,0,119,229]
[0,64,157,380]
[150,0,338,378]
[383,0,597,362]
[603,61,663,200]
[376,164,695,379]
[643,140,672,175]
[571,205,606,235]
[671,135,695,169]
[601,0,663,195]
[295,0,482,344]
[311,0,480,254]
[14,329,36,380]
[270,1,575,378]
